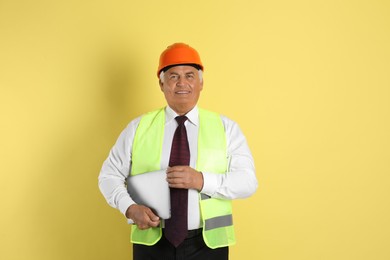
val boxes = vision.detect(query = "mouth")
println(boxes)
[175,90,191,95]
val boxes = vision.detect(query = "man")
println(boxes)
[99,42,258,260]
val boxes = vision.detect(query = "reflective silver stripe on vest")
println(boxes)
[204,215,233,231]
[201,193,211,200]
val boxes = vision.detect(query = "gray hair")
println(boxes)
[159,69,203,83]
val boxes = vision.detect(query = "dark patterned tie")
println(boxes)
[164,116,190,247]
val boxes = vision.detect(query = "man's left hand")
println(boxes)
[166,166,204,191]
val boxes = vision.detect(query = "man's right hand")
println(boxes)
[125,204,160,230]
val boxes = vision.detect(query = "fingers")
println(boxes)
[126,204,160,230]
[145,208,160,224]
[138,208,160,229]
[166,166,203,190]
[166,166,188,173]
[166,166,191,188]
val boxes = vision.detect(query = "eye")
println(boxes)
[169,75,178,81]
[186,74,194,79]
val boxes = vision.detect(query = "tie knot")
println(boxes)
[175,116,188,125]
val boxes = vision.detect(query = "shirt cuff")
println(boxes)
[118,195,135,218]
[200,171,219,196]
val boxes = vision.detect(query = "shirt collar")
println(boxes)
[165,106,199,126]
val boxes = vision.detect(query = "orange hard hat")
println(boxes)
[157,43,204,78]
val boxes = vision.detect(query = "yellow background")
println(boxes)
[1,0,389,259]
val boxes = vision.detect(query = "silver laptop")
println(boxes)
[126,170,171,221]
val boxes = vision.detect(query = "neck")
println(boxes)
[170,105,195,116]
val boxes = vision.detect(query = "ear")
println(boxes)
[200,79,204,91]
[159,80,164,91]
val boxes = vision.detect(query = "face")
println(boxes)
[159,65,203,115]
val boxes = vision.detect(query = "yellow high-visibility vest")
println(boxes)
[130,107,235,249]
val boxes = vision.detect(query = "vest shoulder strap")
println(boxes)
[131,108,165,175]
[197,108,227,173]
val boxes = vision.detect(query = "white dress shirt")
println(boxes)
[98,106,257,230]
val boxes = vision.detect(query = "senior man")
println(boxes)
[99,42,258,260]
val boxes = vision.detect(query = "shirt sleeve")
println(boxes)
[201,115,258,199]
[98,117,141,218]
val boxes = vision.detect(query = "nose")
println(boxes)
[176,76,188,87]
